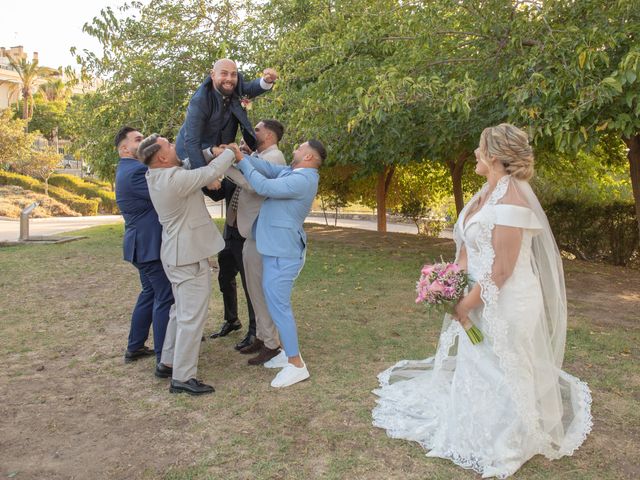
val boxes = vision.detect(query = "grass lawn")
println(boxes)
[1,223,638,479]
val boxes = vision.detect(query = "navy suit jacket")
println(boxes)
[175,73,270,169]
[115,157,163,263]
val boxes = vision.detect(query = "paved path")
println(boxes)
[0,202,451,242]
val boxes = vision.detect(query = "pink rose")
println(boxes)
[421,265,434,277]
[429,280,445,294]
[444,263,460,274]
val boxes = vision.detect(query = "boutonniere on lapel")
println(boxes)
[240,96,252,111]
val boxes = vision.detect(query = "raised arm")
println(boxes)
[237,159,309,199]
[171,149,235,197]
[239,68,276,98]
[241,154,289,178]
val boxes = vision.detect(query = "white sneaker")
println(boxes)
[270,362,310,388]
[263,350,288,369]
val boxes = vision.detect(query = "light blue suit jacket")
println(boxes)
[237,155,319,258]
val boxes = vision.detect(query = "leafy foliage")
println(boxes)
[73,0,248,183]
[0,111,36,171]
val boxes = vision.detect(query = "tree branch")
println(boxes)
[425,57,481,68]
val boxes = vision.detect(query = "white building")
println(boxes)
[0,45,97,111]
[0,46,26,110]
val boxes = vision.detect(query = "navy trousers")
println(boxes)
[127,259,174,362]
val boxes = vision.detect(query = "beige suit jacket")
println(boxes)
[146,149,235,267]
[224,145,286,239]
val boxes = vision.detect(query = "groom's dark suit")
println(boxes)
[115,156,174,362]
[175,73,270,169]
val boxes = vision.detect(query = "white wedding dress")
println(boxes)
[372,176,592,478]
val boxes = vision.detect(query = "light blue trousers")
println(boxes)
[262,254,305,357]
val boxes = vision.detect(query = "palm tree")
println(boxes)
[39,77,71,102]
[5,56,56,124]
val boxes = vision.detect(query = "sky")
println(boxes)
[0,0,136,70]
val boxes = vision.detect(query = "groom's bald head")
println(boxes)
[210,59,238,96]
[213,59,236,72]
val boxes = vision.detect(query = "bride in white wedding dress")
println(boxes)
[373,124,592,478]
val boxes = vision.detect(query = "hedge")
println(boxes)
[49,174,118,214]
[83,177,112,189]
[0,170,99,216]
[546,200,638,266]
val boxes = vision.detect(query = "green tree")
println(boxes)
[28,95,68,142]
[12,146,62,196]
[0,110,37,171]
[503,0,640,234]
[73,0,246,183]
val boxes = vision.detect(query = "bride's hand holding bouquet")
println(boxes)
[415,261,484,345]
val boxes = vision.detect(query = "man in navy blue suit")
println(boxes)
[115,126,174,373]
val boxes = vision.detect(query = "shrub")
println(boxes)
[83,177,112,189]
[49,174,118,214]
[0,170,99,216]
[546,200,638,266]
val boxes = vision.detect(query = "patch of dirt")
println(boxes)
[0,185,80,218]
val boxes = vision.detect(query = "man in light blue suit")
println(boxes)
[234,140,326,388]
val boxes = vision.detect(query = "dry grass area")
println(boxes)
[0,186,80,218]
[0,223,638,480]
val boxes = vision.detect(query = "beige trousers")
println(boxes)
[160,259,211,382]
[242,238,280,349]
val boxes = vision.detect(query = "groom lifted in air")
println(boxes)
[176,58,278,348]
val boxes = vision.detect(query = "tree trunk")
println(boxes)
[22,91,29,121]
[376,166,395,232]
[447,152,469,215]
[624,134,640,237]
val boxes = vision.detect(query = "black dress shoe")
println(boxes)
[124,345,155,363]
[209,320,242,339]
[235,333,257,351]
[155,363,173,379]
[170,378,215,395]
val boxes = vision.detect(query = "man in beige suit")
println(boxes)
[138,134,240,395]
[223,120,286,365]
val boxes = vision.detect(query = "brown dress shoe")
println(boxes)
[239,338,264,354]
[248,346,281,365]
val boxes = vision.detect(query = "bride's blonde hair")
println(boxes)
[480,123,534,181]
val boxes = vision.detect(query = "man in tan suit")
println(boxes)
[224,120,287,365]
[138,134,240,395]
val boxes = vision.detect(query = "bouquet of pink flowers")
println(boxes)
[415,261,484,345]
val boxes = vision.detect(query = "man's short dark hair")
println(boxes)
[138,134,161,165]
[260,119,285,142]
[308,139,327,164]
[114,126,137,148]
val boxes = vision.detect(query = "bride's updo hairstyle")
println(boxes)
[480,123,534,181]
